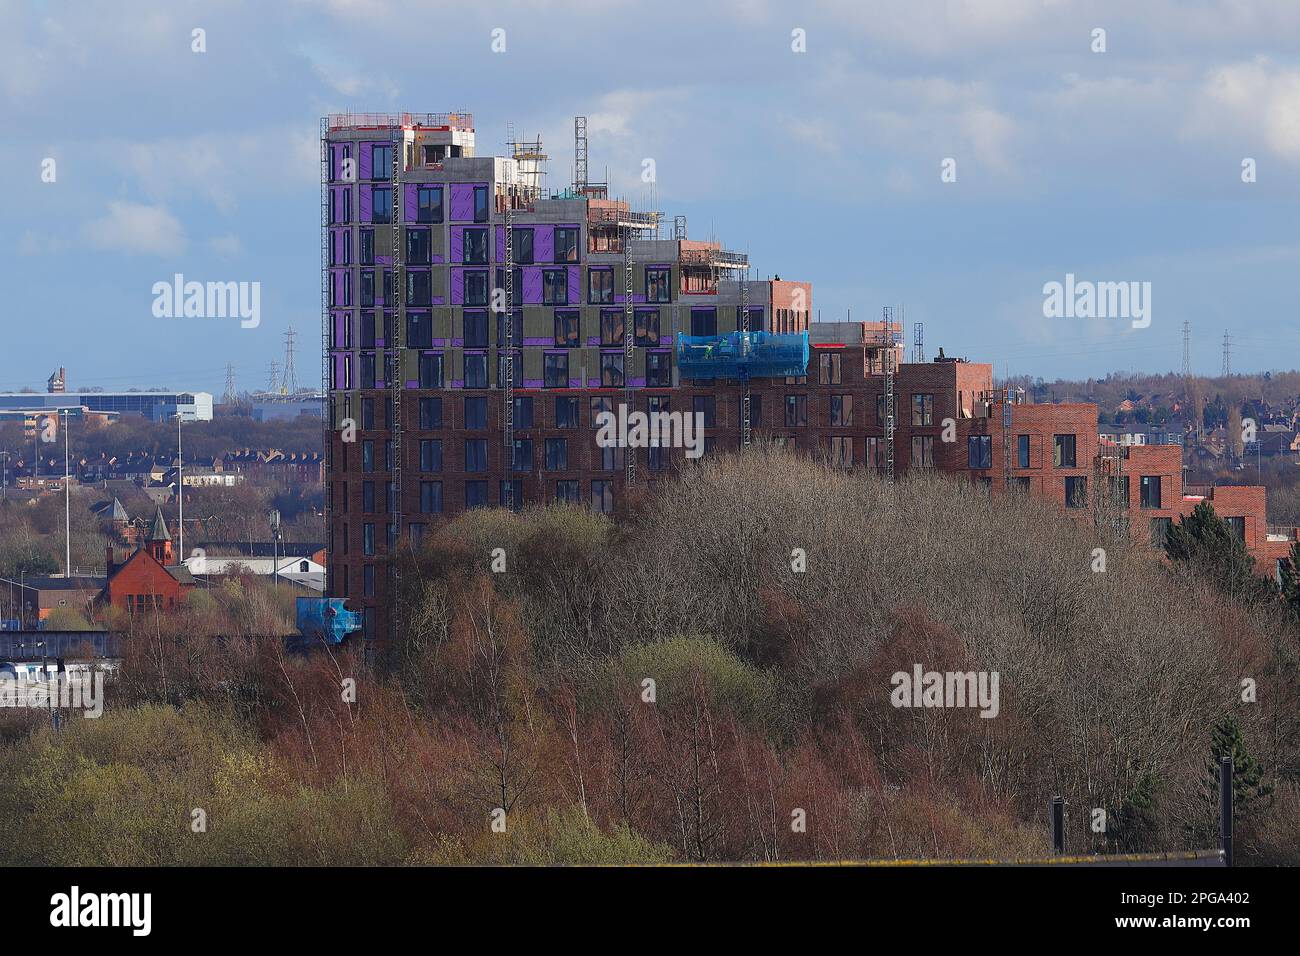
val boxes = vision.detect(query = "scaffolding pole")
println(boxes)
[388,130,404,649]
[319,118,331,598]
[623,219,635,486]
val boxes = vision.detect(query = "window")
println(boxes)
[513,396,534,429]
[819,353,842,385]
[1226,516,1245,540]
[410,524,426,549]
[600,353,625,387]
[1065,475,1088,508]
[693,395,716,428]
[463,227,489,265]
[911,393,933,426]
[465,480,488,509]
[363,564,374,597]
[600,310,624,346]
[420,481,442,514]
[473,185,488,223]
[370,144,392,179]
[647,351,671,387]
[419,439,442,472]
[911,435,934,468]
[600,446,624,471]
[1107,475,1130,509]
[830,436,853,467]
[876,394,887,426]
[591,396,612,428]
[1139,475,1162,509]
[591,480,614,513]
[419,396,443,428]
[362,439,375,473]
[1017,434,1030,469]
[1054,434,1077,468]
[407,271,431,306]
[360,229,374,264]
[464,354,488,389]
[511,439,532,472]
[363,523,375,556]
[690,309,717,337]
[408,312,432,348]
[864,436,881,468]
[968,435,993,469]
[465,396,487,429]
[555,480,580,503]
[464,270,489,306]
[372,186,392,223]
[545,352,569,388]
[554,310,580,347]
[512,227,534,264]
[417,186,443,223]
[463,311,489,348]
[465,439,488,473]
[555,396,579,428]
[406,229,430,264]
[830,394,853,427]
[419,353,444,389]
[648,445,668,472]
[543,269,568,305]
[361,397,375,430]
[554,227,578,262]
[785,395,807,427]
[635,309,660,346]
[1150,517,1173,548]
[589,269,615,304]
[646,266,671,303]
[361,270,375,307]
[545,438,567,471]
[362,481,375,513]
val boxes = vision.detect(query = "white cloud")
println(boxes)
[81,201,187,256]
[208,234,245,257]
[1188,57,1300,163]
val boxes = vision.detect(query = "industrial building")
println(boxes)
[0,368,213,422]
[321,112,1292,646]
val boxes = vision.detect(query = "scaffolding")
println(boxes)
[739,265,751,447]
[883,307,897,483]
[319,117,331,600]
[623,218,635,486]
[503,163,516,510]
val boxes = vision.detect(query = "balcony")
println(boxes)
[676,331,810,381]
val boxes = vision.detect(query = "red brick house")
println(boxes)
[100,508,195,614]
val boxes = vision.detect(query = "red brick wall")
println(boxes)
[104,551,186,612]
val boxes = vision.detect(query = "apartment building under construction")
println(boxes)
[322,112,1290,645]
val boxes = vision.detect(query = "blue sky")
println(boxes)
[5,0,1300,397]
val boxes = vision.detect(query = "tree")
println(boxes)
[1205,714,1272,823]
[1164,500,1274,603]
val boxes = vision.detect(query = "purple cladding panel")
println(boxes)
[630,377,646,387]
[522,337,551,347]
[494,225,505,259]
[449,184,478,221]
[534,226,554,263]
[358,145,372,181]
[359,186,372,223]
[432,295,445,305]
[522,267,542,304]
[405,380,419,389]
[450,268,464,305]
[404,185,418,223]
[452,380,464,388]
[522,379,543,388]
[568,266,580,301]
[376,255,392,265]
[450,227,463,264]
[568,377,583,388]
[334,312,347,344]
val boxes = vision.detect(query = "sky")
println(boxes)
[4,0,1300,397]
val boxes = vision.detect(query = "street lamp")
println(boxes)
[269,509,282,592]
[63,409,71,577]
[175,411,184,565]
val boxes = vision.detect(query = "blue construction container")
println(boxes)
[676,331,809,381]
[294,597,363,646]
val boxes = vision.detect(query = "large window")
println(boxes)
[465,439,488,473]
[1017,434,1030,469]
[690,309,717,337]
[419,353,443,389]
[465,480,488,509]
[911,393,933,426]
[830,394,853,427]
[1150,517,1172,548]
[1226,516,1245,540]
[419,439,442,472]
[1139,475,1162,509]
[464,354,488,389]
[419,396,443,428]
[370,144,392,179]
[635,309,660,346]
[463,311,489,348]
[555,480,580,504]
[830,436,853,468]
[464,270,489,306]
[513,396,534,429]
[647,351,671,387]
[911,435,934,468]
[785,395,807,427]
[419,481,442,514]
[496,310,523,347]
[545,352,570,388]
[406,229,430,264]
[473,185,488,223]
[591,480,614,514]
[646,267,671,303]
[554,310,580,347]
[417,186,443,223]
[600,352,625,387]
[463,227,489,265]
[693,395,716,428]
[1054,434,1077,468]
[372,186,392,223]
[589,269,615,304]
[1065,475,1088,508]
[512,227,534,264]
[545,438,567,471]
[407,271,431,306]
[601,310,624,346]
[465,396,487,429]
[555,396,579,428]
[819,353,842,385]
[968,435,993,470]
[543,269,569,305]
[554,227,579,262]
[511,439,532,472]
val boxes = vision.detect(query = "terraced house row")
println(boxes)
[321,112,1295,644]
